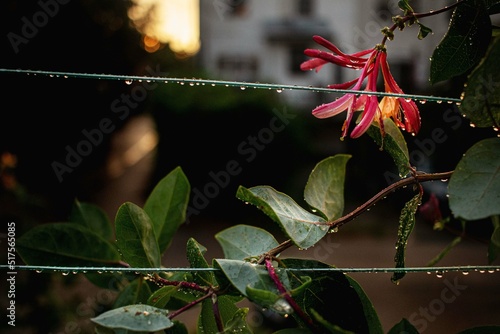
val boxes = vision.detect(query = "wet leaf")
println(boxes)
[448,138,500,220]
[198,296,245,334]
[70,199,114,241]
[147,286,178,308]
[430,0,491,84]
[280,258,381,333]
[91,304,173,332]
[367,118,410,177]
[459,36,500,128]
[304,154,351,221]
[17,223,121,267]
[186,238,214,285]
[219,308,252,334]
[236,186,328,249]
[215,224,279,260]
[113,278,152,308]
[392,193,422,283]
[115,202,161,268]
[143,166,190,253]
[214,259,289,298]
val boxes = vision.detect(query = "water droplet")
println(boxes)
[441,178,449,182]
[436,271,444,278]
[276,89,283,93]
[35,269,43,274]
[62,272,70,276]
[470,123,476,128]
[462,271,469,275]
[240,86,246,90]
[330,227,339,233]
[436,100,443,104]
[419,100,427,104]
[189,82,195,86]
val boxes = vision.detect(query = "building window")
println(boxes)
[297,0,313,16]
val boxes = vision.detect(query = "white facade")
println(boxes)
[198,0,451,107]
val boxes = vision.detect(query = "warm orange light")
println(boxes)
[129,0,200,56]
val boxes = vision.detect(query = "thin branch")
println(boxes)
[329,171,453,229]
[262,171,454,259]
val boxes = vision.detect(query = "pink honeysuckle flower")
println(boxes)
[302,35,421,139]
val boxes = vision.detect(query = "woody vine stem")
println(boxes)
[258,170,454,263]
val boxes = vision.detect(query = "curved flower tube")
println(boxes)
[302,35,421,139]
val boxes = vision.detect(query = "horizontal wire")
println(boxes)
[1,265,499,274]
[0,68,462,103]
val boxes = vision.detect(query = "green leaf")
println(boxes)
[198,295,240,334]
[214,259,287,298]
[488,218,500,263]
[143,166,190,253]
[392,193,422,283]
[367,118,410,177]
[303,154,351,221]
[220,308,253,334]
[430,0,491,84]
[417,22,433,40]
[448,138,500,220]
[115,202,161,268]
[186,238,214,285]
[70,199,114,241]
[147,286,178,308]
[215,224,279,260]
[280,258,380,334]
[91,304,173,332]
[17,223,121,267]
[236,186,328,249]
[387,318,419,334]
[113,278,152,308]
[397,0,413,13]
[344,276,383,334]
[459,36,500,128]
[245,285,281,312]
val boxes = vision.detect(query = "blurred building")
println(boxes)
[198,0,451,108]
